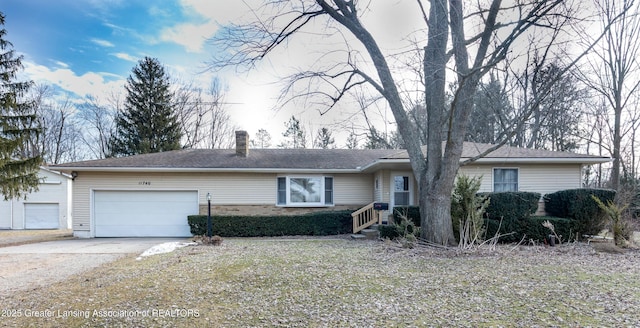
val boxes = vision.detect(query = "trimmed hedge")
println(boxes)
[480,191,541,221]
[485,216,573,243]
[392,206,421,227]
[187,210,353,237]
[544,188,616,236]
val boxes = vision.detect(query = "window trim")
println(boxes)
[492,167,519,192]
[390,172,413,208]
[276,175,334,207]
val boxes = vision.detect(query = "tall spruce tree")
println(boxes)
[0,12,42,199]
[109,57,182,156]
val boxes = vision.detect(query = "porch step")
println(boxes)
[357,228,380,240]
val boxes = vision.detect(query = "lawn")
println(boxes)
[2,238,640,327]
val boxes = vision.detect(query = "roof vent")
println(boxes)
[235,131,249,157]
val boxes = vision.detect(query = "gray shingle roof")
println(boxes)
[50,142,609,172]
[51,148,398,171]
[382,142,609,160]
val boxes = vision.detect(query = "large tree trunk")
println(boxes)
[419,171,457,245]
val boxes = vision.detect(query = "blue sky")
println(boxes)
[4,0,220,87]
[2,0,294,138]
[2,1,415,145]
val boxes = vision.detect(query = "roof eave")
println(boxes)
[49,166,363,174]
[467,157,612,164]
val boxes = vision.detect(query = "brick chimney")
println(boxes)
[235,131,249,157]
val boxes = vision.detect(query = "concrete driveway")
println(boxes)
[0,238,190,295]
[0,237,188,254]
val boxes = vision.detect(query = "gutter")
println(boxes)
[51,156,611,174]
[49,167,364,174]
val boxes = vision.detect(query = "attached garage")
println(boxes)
[25,203,60,229]
[94,190,198,237]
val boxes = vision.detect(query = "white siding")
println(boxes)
[459,164,582,195]
[72,172,375,233]
[0,201,12,229]
[334,174,374,204]
[0,168,71,230]
[374,171,384,202]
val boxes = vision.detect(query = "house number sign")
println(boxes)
[138,181,151,185]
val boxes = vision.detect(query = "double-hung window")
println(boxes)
[277,176,334,206]
[493,168,518,192]
[393,175,411,206]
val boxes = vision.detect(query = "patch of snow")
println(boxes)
[136,242,196,260]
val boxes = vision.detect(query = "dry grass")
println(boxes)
[2,238,640,327]
[0,229,74,247]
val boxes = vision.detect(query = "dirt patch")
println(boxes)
[0,253,124,294]
[1,239,639,327]
[0,230,74,247]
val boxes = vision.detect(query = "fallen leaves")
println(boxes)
[1,238,639,327]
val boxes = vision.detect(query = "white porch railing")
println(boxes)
[352,202,383,233]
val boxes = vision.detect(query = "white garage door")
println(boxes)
[25,203,60,229]
[94,190,198,237]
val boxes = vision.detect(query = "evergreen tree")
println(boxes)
[314,127,335,149]
[279,115,307,148]
[345,130,359,149]
[0,12,41,199]
[467,75,511,144]
[109,57,182,156]
[251,128,272,148]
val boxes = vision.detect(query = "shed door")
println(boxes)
[25,203,60,229]
[94,190,197,237]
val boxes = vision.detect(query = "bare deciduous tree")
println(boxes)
[24,84,83,164]
[210,0,614,245]
[77,95,117,159]
[578,0,640,190]
[175,78,238,149]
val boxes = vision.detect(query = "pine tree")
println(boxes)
[0,12,42,199]
[109,57,182,156]
[251,128,272,148]
[314,127,335,149]
[279,115,307,149]
[345,130,359,149]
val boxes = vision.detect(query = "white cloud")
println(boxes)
[179,0,253,23]
[159,20,218,53]
[111,52,138,62]
[23,61,125,101]
[158,1,260,53]
[51,60,69,68]
[90,38,115,47]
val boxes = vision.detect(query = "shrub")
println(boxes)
[592,196,632,246]
[378,225,400,239]
[544,189,616,236]
[480,191,541,221]
[379,211,421,246]
[451,175,489,247]
[484,216,572,243]
[187,210,353,237]
[477,192,540,243]
[527,216,573,243]
[392,206,420,226]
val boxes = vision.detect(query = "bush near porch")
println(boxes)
[187,210,353,237]
[389,189,613,243]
